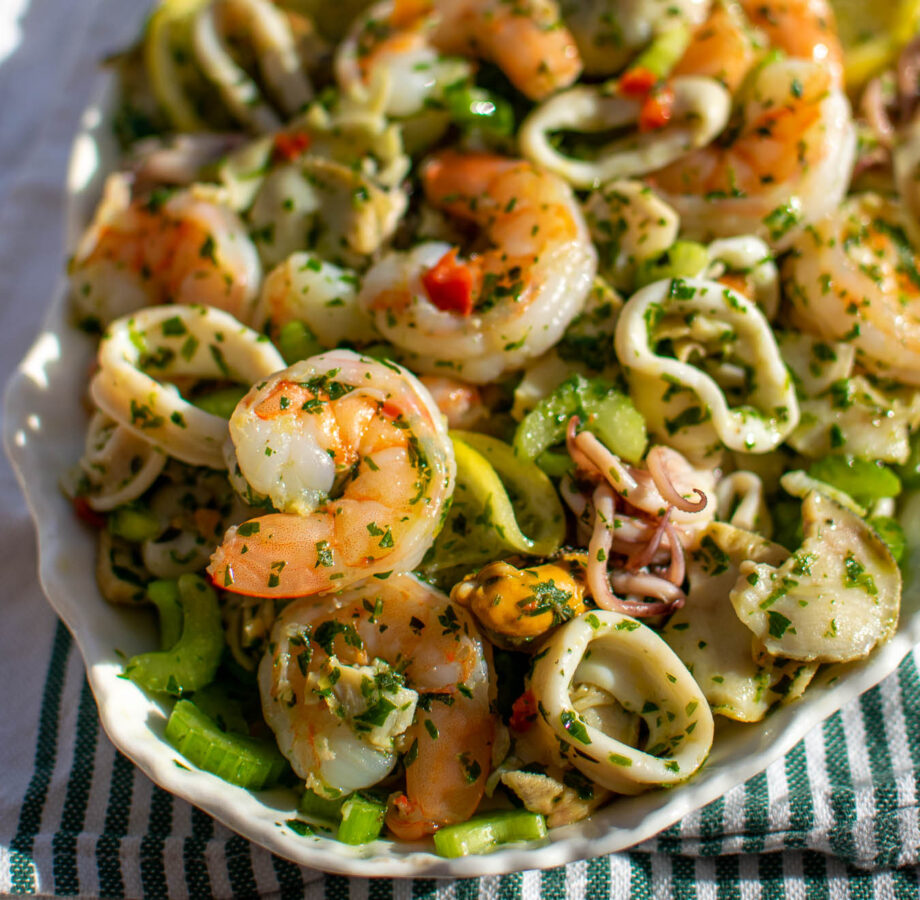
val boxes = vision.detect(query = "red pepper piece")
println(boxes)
[639,85,675,132]
[421,248,475,316]
[272,131,312,163]
[509,689,538,733]
[73,497,106,529]
[619,66,658,98]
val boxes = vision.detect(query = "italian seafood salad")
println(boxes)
[65,0,920,855]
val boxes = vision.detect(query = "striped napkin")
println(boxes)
[2,0,920,895]
[2,618,920,897]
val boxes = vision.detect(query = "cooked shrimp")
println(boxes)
[337,0,581,112]
[646,58,855,248]
[783,193,920,385]
[418,375,486,429]
[560,0,710,77]
[208,350,455,597]
[521,0,846,192]
[335,1,472,118]
[737,0,843,86]
[251,252,378,348]
[70,174,262,327]
[358,151,597,383]
[671,0,759,92]
[261,574,495,838]
[428,0,582,100]
[673,0,843,91]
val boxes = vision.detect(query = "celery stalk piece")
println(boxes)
[107,504,161,543]
[191,385,248,419]
[165,699,287,790]
[536,450,575,478]
[807,456,901,506]
[513,376,584,462]
[514,375,647,465]
[278,319,325,365]
[147,579,183,650]
[629,23,692,78]
[433,810,548,858]
[587,390,648,464]
[125,574,224,695]
[337,793,387,845]
[299,789,345,824]
[634,240,709,289]
[298,788,387,842]
[190,683,250,735]
[444,84,515,137]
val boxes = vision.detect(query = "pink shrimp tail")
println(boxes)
[386,795,440,840]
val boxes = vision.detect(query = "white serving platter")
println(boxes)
[5,75,920,878]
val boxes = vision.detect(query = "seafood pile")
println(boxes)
[68,0,919,854]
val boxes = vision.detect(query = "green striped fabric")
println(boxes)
[2,620,920,898]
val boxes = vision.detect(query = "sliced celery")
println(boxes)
[536,450,574,478]
[108,504,160,543]
[634,240,709,289]
[444,84,515,137]
[147,579,183,650]
[125,574,224,696]
[191,385,248,419]
[191,683,250,735]
[514,375,647,465]
[337,792,387,845]
[299,789,345,824]
[513,376,583,462]
[807,456,901,505]
[588,390,648,464]
[165,699,287,790]
[297,788,386,843]
[278,320,324,365]
[630,23,692,78]
[433,810,547,858]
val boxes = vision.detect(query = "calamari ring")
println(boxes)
[615,277,799,454]
[81,411,167,511]
[528,610,714,793]
[714,470,769,534]
[520,77,731,189]
[192,0,313,132]
[90,305,285,469]
[704,236,779,321]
